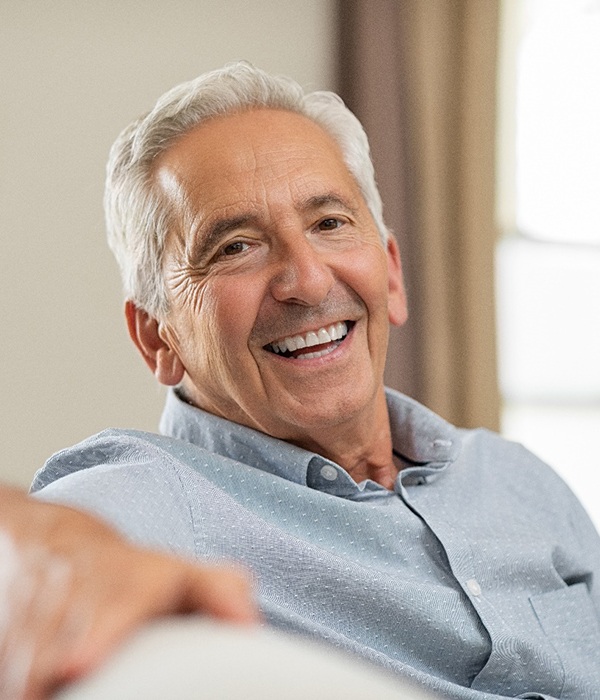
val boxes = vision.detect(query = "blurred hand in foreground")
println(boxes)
[0,485,257,700]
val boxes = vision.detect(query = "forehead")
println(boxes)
[154,109,362,217]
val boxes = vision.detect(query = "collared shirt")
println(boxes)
[31,389,600,699]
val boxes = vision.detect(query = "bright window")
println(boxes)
[496,0,600,528]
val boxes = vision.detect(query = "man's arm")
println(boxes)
[0,485,257,700]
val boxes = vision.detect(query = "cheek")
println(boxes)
[343,245,390,311]
[202,280,260,363]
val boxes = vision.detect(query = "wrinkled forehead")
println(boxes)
[152,109,364,223]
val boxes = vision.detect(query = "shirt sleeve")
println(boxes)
[31,430,197,558]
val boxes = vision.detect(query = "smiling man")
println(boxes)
[31,64,600,698]
[130,107,406,487]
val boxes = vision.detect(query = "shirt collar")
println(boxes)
[159,388,461,498]
[159,389,313,486]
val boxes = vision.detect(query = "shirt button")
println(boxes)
[466,578,482,597]
[320,465,338,481]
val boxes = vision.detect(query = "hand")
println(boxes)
[0,486,257,700]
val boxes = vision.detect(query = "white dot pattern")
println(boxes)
[31,389,600,699]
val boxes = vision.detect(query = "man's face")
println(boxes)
[152,109,407,444]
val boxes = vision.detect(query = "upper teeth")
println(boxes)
[270,321,348,354]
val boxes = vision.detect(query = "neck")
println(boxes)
[179,383,399,490]
[289,387,399,489]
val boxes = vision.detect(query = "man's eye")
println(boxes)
[221,241,248,256]
[318,218,341,231]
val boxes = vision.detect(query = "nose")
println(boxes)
[269,235,335,306]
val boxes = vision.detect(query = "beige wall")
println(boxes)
[0,0,336,486]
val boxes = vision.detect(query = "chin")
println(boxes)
[281,393,373,432]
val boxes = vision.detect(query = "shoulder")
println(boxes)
[455,427,599,539]
[31,428,213,491]
[30,429,222,554]
[457,426,567,489]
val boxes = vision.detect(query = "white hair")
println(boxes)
[105,61,389,317]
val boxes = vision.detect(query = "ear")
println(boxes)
[386,235,408,327]
[125,301,185,386]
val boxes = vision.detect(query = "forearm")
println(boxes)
[0,484,257,700]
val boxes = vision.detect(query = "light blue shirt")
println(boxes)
[31,389,600,699]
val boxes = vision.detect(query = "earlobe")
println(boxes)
[125,301,185,386]
[386,236,408,327]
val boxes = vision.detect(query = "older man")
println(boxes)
[31,64,600,698]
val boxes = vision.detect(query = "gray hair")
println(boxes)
[105,61,389,317]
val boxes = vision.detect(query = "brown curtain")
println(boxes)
[338,0,500,431]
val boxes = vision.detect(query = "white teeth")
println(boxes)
[305,331,319,347]
[269,321,349,356]
[317,328,330,344]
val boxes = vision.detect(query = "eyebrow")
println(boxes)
[298,193,359,216]
[186,213,259,263]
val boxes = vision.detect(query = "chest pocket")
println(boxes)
[529,583,600,693]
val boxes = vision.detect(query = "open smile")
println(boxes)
[265,321,352,360]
